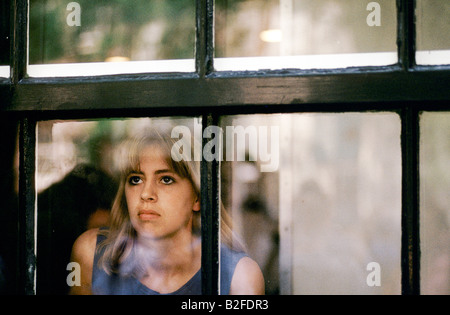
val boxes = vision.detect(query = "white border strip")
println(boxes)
[0,66,9,78]
[12,50,450,78]
[416,50,450,66]
[28,59,195,78]
[215,52,398,71]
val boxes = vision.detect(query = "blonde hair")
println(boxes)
[98,128,243,276]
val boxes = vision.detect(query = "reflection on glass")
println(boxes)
[37,118,194,294]
[215,0,397,70]
[29,0,195,75]
[420,112,450,295]
[37,117,263,295]
[416,0,450,65]
[220,113,402,294]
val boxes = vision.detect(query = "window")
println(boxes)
[220,113,402,294]
[415,0,450,65]
[419,112,450,295]
[28,0,196,76]
[1,0,449,296]
[215,0,398,70]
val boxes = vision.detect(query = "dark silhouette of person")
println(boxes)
[36,163,118,295]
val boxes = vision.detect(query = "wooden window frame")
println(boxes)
[1,0,449,295]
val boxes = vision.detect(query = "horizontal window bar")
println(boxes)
[5,70,450,112]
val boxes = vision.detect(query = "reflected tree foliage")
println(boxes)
[29,0,196,63]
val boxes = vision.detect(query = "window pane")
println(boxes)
[416,0,450,65]
[29,0,195,76]
[220,113,402,294]
[420,112,450,295]
[215,0,397,71]
[0,1,9,77]
[36,117,202,294]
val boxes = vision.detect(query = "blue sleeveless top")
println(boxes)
[92,232,247,295]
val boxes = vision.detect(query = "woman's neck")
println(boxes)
[136,230,201,273]
[134,231,201,293]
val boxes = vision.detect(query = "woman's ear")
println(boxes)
[193,196,200,212]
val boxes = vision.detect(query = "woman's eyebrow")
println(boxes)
[154,169,174,175]
[127,170,143,175]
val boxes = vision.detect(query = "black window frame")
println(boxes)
[1,0,449,295]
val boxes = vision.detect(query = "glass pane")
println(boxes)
[416,0,450,65]
[0,1,9,77]
[220,113,402,294]
[36,117,203,294]
[420,112,450,295]
[215,0,397,71]
[29,0,195,76]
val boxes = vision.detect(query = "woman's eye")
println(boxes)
[128,176,143,185]
[160,176,174,185]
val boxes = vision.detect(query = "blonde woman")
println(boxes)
[70,130,264,295]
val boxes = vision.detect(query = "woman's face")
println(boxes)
[125,145,200,240]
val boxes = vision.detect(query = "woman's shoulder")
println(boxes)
[219,244,265,295]
[74,227,99,245]
[230,256,265,295]
[220,244,247,261]
[69,228,101,295]
[221,244,264,295]
[71,228,100,262]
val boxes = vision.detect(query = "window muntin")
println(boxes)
[220,113,402,294]
[28,0,196,77]
[215,0,397,71]
[420,112,450,295]
[416,0,450,65]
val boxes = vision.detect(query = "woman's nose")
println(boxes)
[140,182,157,201]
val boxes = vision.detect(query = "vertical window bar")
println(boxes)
[397,0,416,70]
[18,117,36,295]
[201,113,221,295]
[401,106,420,295]
[11,0,28,83]
[196,0,214,77]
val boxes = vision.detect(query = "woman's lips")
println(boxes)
[138,210,161,221]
